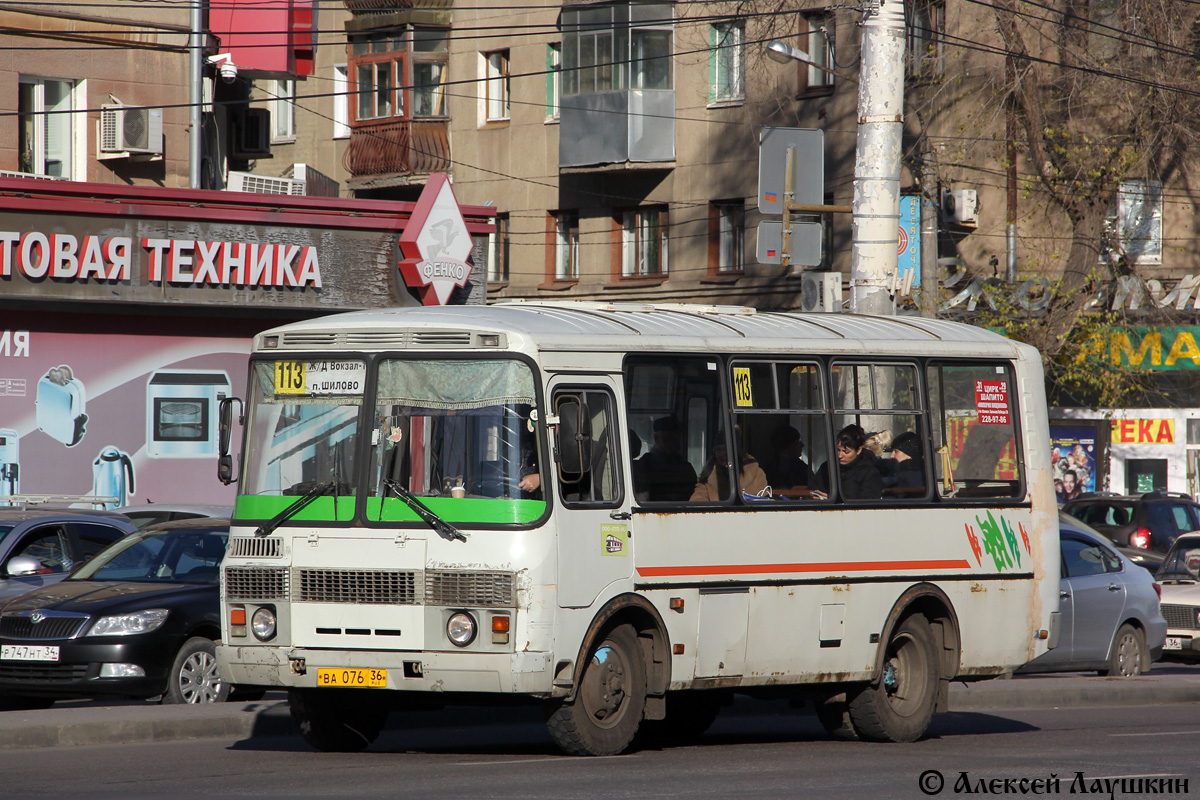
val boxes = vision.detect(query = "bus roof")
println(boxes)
[257,302,1029,359]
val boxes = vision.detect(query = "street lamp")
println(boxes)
[765,40,858,84]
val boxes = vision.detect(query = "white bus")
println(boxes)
[216,302,1059,755]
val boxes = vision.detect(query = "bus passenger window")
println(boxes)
[926,363,1022,499]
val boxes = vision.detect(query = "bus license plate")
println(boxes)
[1164,637,1184,650]
[1,644,59,661]
[316,668,387,688]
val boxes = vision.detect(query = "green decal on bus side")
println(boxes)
[964,511,1031,570]
[234,495,545,526]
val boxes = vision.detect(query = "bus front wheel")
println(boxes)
[289,688,388,752]
[848,615,939,743]
[547,624,647,756]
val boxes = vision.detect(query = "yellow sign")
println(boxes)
[274,360,306,395]
[732,367,754,407]
[1111,419,1175,444]
[316,668,388,687]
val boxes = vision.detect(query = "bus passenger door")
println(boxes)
[551,381,633,608]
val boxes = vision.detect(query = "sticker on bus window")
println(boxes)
[732,367,754,407]
[975,379,1010,425]
[274,360,365,396]
[602,524,628,556]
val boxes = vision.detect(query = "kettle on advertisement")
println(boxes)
[92,446,135,510]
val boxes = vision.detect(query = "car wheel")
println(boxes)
[1099,624,1146,678]
[162,637,230,704]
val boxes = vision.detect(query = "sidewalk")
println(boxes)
[0,669,1197,751]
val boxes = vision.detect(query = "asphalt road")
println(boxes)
[0,698,1197,800]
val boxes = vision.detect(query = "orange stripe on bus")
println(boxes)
[636,559,973,578]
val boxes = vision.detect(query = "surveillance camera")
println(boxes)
[219,61,238,84]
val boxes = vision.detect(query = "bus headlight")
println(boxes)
[251,606,277,641]
[447,612,476,647]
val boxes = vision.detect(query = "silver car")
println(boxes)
[1155,533,1200,661]
[0,508,139,602]
[1019,513,1167,677]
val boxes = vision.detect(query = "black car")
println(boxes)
[0,517,232,708]
[1062,491,1200,553]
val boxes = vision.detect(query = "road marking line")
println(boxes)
[459,755,640,766]
[1110,730,1200,737]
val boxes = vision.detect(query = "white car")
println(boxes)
[1156,532,1200,661]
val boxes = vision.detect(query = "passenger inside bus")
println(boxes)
[765,424,810,492]
[811,424,884,500]
[632,415,697,502]
[690,438,768,502]
[887,431,925,494]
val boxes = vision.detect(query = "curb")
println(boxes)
[948,675,1200,711]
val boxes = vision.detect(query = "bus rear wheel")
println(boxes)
[848,615,939,743]
[289,688,388,752]
[547,624,646,756]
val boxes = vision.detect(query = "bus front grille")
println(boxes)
[296,569,418,605]
[425,570,516,608]
[226,567,289,600]
[228,537,283,558]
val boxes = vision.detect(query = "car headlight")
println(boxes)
[88,608,170,637]
[447,612,476,647]
[251,606,277,641]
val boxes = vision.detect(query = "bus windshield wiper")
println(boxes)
[381,479,468,543]
[255,480,336,538]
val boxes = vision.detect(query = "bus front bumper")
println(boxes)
[217,645,555,695]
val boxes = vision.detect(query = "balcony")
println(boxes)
[559,90,675,169]
[344,118,450,181]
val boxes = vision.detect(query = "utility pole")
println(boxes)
[189,0,203,189]
[850,0,907,316]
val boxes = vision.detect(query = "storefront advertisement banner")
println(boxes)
[1051,425,1098,502]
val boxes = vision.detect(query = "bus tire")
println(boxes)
[546,624,646,756]
[288,688,388,752]
[848,615,939,743]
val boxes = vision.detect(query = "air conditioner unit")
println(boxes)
[942,189,979,227]
[801,271,842,313]
[100,105,164,156]
[233,108,271,158]
[227,170,305,195]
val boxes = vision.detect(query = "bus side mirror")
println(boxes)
[218,397,244,486]
[554,396,591,480]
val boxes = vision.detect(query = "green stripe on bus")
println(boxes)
[234,495,545,525]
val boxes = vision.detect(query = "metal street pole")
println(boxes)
[850,0,907,316]
[189,0,203,189]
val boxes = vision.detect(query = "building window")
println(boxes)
[555,213,580,280]
[621,207,668,277]
[489,213,510,282]
[710,22,744,103]
[908,0,944,79]
[1102,180,1163,266]
[333,65,350,138]
[18,76,77,178]
[546,43,561,119]
[412,28,448,117]
[562,3,673,95]
[711,202,744,273]
[484,50,511,122]
[799,15,834,93]
[272,79,296,141]
[349,27,448,122]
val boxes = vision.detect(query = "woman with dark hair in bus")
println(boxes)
[812,424,883,500]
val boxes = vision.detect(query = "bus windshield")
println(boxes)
[239,359,364,522]
[369,358,544,526]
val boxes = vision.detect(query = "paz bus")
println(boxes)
[215,302,1059,755]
